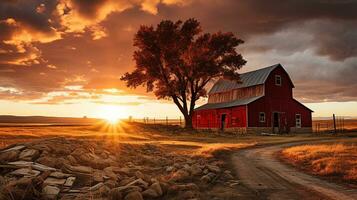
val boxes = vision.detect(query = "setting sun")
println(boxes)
[96,105,125,124]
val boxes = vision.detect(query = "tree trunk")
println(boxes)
[184,114,193,129]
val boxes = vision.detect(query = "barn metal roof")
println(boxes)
[209,64,280,94]
[194,96,263,111]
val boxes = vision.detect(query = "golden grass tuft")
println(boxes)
[281,143,357,183]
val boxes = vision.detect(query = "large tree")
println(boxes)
[121,19,246,128]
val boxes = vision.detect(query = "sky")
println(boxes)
[0,0,357,119]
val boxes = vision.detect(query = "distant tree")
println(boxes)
[121,19,246,128]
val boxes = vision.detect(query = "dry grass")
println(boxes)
[281,143,357,184]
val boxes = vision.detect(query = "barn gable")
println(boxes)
[208,64,294,95]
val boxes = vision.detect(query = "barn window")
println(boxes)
[295,114,301,128]
[259,112,265,123]
[275,75,282,86]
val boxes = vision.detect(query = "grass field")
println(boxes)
[281,143,357,186]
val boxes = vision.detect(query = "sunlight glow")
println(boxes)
[96,105,125,124]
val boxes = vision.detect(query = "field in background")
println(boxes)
[313,119,357,133]
[281,143,357,186]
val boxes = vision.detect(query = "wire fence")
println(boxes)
[127,116,185,127]
[312,115,357,134]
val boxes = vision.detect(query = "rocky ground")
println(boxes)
[0,136,242,200]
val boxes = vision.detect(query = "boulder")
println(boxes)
[141,188,159,198]
[66,155,77,165]
[10,168,41,177]
[50,171,72,179]
[206,164,221,173]
[36,156,57,168]
[93,171,104,182]
[44,177,66,186]
[89,182,105,191]
[64,177,76,187]
[19,149,40,161]
[126,178,149,189]
[165,166,174,173]
[42,185,60,200]
[169,169,190,182]
[1,145,26,152]
[200,175,211,183]
[0,150,19,162]
[109,187,123,200]
[189,164,202,176]
[105,180,117,189]
[124,191,143,200]
[150,182,163,196]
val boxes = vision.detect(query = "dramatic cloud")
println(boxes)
[0,0,357,104]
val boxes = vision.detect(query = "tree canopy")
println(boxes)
[121,18,246,128]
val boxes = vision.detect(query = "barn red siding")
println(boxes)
[264,67,293,99]
[193,106,246,129]
[248,97,312,128]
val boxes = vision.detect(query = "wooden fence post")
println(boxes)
[333,114,337,134]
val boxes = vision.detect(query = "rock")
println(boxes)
[1,145,26,153]
[7,160,33,167]
[89,182,105,191]
[42,185,60,199]
[169,169,190,182]
[200,175,211,183]
[166,166,174,172]
[10,168,41,177]
[124,191,143,200]
[119,177,136,186]
[112,185,142,194]
[181,190,198,199]
[36,156,57,168]
[0,150,19,162]
[229,182,239,187]
[150,182,163,196]
[105,180,117,188]
[66,155,77,165]
[19,149,40,161]
[189,164,202,176]
[203,168,209,174]
[109,187,123,200]
[126,178,149,188]
[93,171,104,182]
[50,171,71,179]
[32,163,56,172]
[141,188,159,198]
[0,175,5,185]
[64,177,76,187]
[104,167,120,181]
[206,164,221,173]
[134,171,145,180]
[44,177,66,186]
[65,164,93,174]
[223,173,234,180]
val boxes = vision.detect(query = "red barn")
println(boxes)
[193,64,313,134]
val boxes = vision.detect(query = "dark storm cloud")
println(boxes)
[0,0,357,103]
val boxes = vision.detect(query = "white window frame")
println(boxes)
[275,75,282,86]
[259,112,265,123]
[295,114,301,128]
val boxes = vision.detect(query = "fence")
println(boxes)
[313,114,354,134]
[127,117,185,127]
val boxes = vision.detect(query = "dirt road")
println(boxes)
[232,141,357,200]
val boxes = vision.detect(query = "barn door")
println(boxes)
[221,114,227,131]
